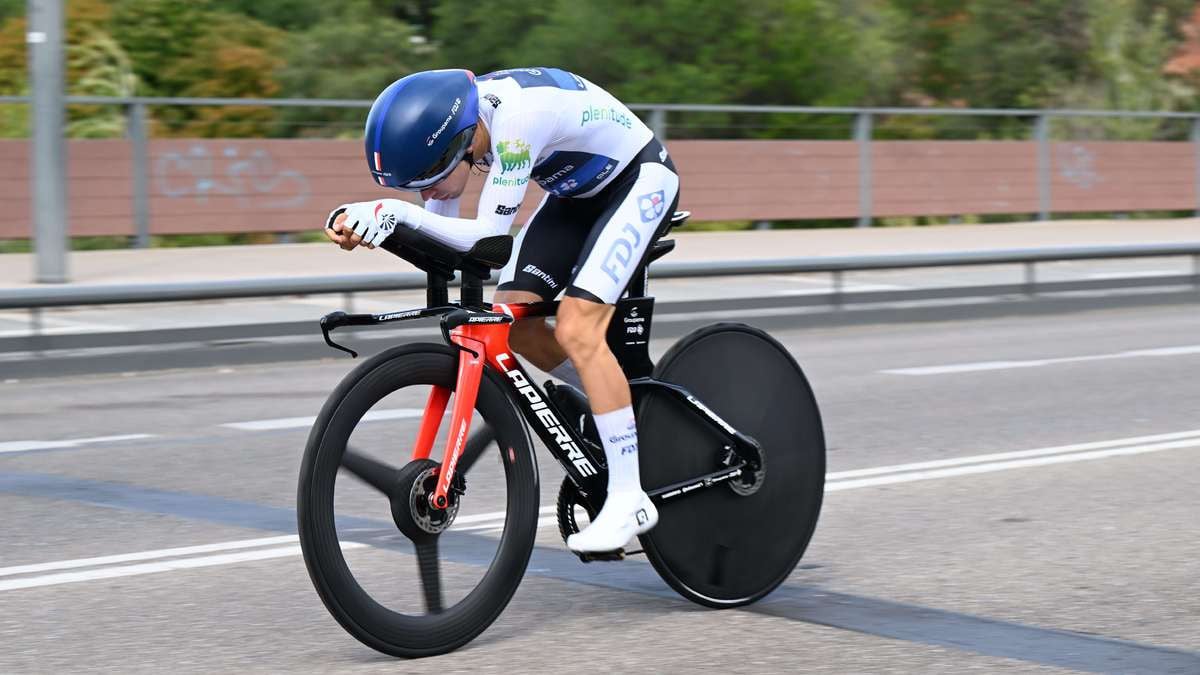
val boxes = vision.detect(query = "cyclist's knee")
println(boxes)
[509,317,549,356]
[554,296,612,363]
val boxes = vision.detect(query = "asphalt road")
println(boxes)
[1,301,1198,673]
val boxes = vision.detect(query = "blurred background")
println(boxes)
[1,2,1198,673]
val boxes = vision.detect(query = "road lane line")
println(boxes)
[221,408,424,431]
[826,437,1200,491]
[0,535,299,578]
[452,506,555,528]
[0,542,364,592]
[882,343,1200,375]
[827,429,1200,480]
[4,429,1196,591]
[0,434,155,455]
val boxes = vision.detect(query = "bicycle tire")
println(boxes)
[297,344,539,657]
[636,323,825,608]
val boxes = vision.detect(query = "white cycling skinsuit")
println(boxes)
[339,68,681,554]
[374,67,680,305]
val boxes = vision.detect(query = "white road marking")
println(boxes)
[451,506,554,528]
[0,311,128,337]
[826,429,1200,480]
[826,437,1200,491]
[221,408,425,431]
[0,434,155,455]
[882,343,1200,375]
[5,429,1197,592]
[0,543,364,592]
[0,535,299,578]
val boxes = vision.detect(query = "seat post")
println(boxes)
[460,270,485,307]
[427,270,450,307]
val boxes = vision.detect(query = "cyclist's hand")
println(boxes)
[325,206,373,251]
[324,200,423,251]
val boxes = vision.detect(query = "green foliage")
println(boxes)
[111,0,215,95]
[0,0,20,22]
[276,1,431,137]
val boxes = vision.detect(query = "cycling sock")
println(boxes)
[549,359,584,390]
[594,406,641,495]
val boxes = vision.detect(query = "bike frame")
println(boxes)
[321,298,764,514]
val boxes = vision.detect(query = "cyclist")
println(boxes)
[324,68,680,553]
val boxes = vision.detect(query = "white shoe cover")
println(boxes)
[567,491,658,553]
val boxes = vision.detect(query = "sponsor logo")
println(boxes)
[426,97,462,146]
[467,315,507,323]
[522,264,558,289]
[625,325,644,335]
[495,204,519,216]
[377,309,421,321]
[377,211,397,235]
[444,419,468,480]
[491,175,529,188]
[658,146,668,162]
[635,509,648,525]
[581,105,633,129]
[495,353,597,477]
[600,222,643,284]
[638,190,665,223]
[620,444,637,455]
[535,164,575,188]
[483,93,501,108]
[496,139,531,173]
[686,394,737,435]
[607,431,636,444]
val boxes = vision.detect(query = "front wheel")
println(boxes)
[297,344,539,657]
[636,323,826,607]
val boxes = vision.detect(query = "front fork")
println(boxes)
[411,327,490,511]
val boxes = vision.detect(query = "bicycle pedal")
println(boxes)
[576,549,625,563]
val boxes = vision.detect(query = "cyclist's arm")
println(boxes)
[401,110,552,251]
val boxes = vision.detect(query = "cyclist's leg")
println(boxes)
[560,155,680,552]
[495,194,594,382]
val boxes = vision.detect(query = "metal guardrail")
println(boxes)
[2,243,1197,312]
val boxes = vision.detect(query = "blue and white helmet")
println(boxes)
[364,69,479,191]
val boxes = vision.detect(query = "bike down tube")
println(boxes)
[411,386,451,460]
[431,331,486,510]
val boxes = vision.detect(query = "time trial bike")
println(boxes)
[297,212,825,657]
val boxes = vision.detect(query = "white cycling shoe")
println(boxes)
[567,490,658,553]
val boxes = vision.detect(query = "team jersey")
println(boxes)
[411,68,654,251]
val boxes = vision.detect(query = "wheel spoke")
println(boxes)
[414,539,443,614]
[340,447,400,495]
[456,426,496,476]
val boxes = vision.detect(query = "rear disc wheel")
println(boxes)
[636,323,825,607]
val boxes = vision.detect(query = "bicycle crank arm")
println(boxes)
[646,463,746,504]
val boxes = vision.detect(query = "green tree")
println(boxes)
[277,1,434,136]
[433,0,905,138]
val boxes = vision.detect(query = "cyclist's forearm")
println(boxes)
[408,207,508,251]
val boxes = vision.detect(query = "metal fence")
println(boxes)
[4,95,1200,281]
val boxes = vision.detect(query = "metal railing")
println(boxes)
[1,243,1197,351]
[5,94,1200,280]
[4,96,1200,229]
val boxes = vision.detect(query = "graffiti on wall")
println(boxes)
[156,145,310,208]
[1059,145,1102,190]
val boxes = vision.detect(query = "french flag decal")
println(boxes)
[374,151,383,171]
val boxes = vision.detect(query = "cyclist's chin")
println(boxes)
[420,185,464,201]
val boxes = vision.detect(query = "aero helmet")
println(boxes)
[364,69,478,191]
